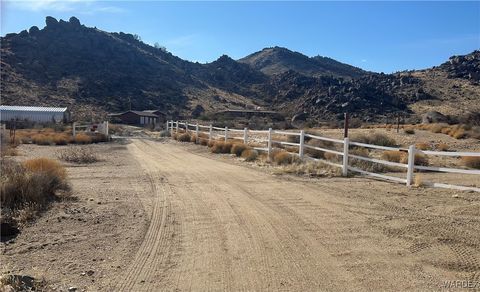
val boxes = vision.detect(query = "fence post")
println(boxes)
[209,125,213,141]
[299,130,305,159]
[244,127,248,144]
[72,122,76,137]
[267,128,272,160]
[342,137,349,176]
[224,127,228,142]
[196,123,199,144]
[169,121,173,135]
[406,145,416,186]
[166,120,169,131]
[104,121,109,136]
[176,121,179,133]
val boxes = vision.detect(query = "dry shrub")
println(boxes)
[241,148,258,161]
[74,133,92,144]
[382,150,406,163]
[279,161,341,177]
[350,148,388,172]
[177,133,191,142]
[287,135,300,144]
[404,128,415,135]
[58,146,98,164]
[414,175,425,187]
[171,132,178,140]
[211,141,233,154]
[324,152,339,161]
[462,156,480,169]
[351,133,396,147]
[436,143,449,151]
[207,140,216,148]
[429,123,448,133]
[231,143,248,157]
[400,153,429,166]
[190,134,198,143]
[91,133,108,143]
[451,129,467,139]
[415,142,430,150]
[1,159,69,211]
[32,134,54,145]
[272,150,297,165]
[199,138,208,146]
[52,133,70,145]
[304,139,334,159]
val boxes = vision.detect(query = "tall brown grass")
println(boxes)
[272,150,298,165]
[351,133,397,147]
[211,141,233,154]
[231,143,248,157]
[1,158,69,211]
[462,156,480,169]
[74,133,93,144]
[177,133,191,142]
[241,148,258,161]
[382,150,406,163]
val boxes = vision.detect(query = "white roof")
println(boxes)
[0,105,68,113]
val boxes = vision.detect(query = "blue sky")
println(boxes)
[2,1,479,73]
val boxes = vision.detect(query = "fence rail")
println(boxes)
[166,120,480,192]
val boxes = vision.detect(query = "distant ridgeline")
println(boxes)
[1,16,479,123]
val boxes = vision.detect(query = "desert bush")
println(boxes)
[159,130,170,137]
[211,141,233,154]
[414,175,425,187]
[351,133,397,147]
[350,148,388,172]
[415,142,430,150]
[287,134,300,144]
[324,152,339,161]
[171,132,178,140]
[74,133,93,144]
[451,129,467,139]
[279,161,341,177]
[177,133,191,142]
[404,128,415,135]
[32,134,54,145]
[436,143,449,151]
[207,140,216,148]
[272,150,298,165]
[462,156,480,169]
[231,143,248,157]
[199,138,208,146]
[399,153,429,166]
[52,134,70,145]
[190,134,198,143]
[1,159,69,210]
[429,123,448,133]
[91,133,107,143]
[382,150,406,163]
[304,139,333,159]
[58,146,98,164]
[241,148,258,161]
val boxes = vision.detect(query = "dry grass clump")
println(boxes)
[58,146,99,164]
[241,148,258,161]
[32,134,54,145]
[451,128,467,139]
[74,133,93,144]
[414,175,425,187]
[1,158,70,213]
[324,152,340,161]
[429,123,449,133]
[177,133,191,142]
[231,143,248,157]
[304,139,334,159]
[350,148,388,172]
[415,142,430,150]
[404,128,415,135]
[211,141,233,154]
[351,133,397,147]
[436,143,449,151]
[399,153,429,166]
[462,156,480,169]
[278,161,341,177]
[190,134,198,144]
[171,132,178,140]
[382,150,406,163]
[199,138,209,146]
[91,133,108,143]
[272,150,298,165]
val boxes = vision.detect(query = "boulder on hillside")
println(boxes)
[69,16,81,26]
[422,111,448,124]
[45,16,58,27]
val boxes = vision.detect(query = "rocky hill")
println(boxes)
[239,46,367,79]
[1,16,479,123]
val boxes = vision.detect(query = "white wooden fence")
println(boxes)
[167,120,480,193]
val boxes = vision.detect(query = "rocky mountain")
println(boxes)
[1,16,479,123]
[239,46,367,79]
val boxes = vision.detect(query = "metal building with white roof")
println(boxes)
[0,105,70,123]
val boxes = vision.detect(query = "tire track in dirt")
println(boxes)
[114,139,466,291]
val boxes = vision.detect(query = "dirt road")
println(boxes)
[112,139,480,291]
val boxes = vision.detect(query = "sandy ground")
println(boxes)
[1,138,480,291]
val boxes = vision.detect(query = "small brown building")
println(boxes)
[108,110,166,125]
